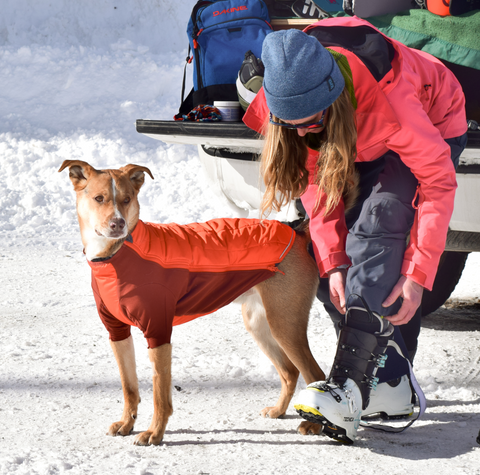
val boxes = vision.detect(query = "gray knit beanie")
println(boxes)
[261,29,345,120]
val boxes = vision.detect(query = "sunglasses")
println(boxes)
[269,110,326,129]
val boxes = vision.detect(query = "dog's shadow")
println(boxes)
[129,426,336,447]
[128,402,480,457]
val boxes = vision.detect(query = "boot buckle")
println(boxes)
[373,354,388,368]
[367,376,379,390]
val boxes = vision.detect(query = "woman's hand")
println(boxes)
[383,275,424,325]
[328,268,347,315]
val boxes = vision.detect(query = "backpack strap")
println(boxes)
[180,43,192,106]
[179,0,212,114]
[190,0,212,91]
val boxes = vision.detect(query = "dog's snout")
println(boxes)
[110,218,126,231]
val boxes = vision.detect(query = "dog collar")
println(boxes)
[90,256,112,263]
[88,234,134,262]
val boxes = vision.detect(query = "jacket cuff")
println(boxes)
[109,328,131,342]
[401,260,431,290]
[146,336,171,349]
[318,251,351,278]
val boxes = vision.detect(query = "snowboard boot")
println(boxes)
[291,0,331,19]
[294,297,393,443]
[236,50,264,111]
[361,375,414,419]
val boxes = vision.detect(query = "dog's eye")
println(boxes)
[95,196,104,203]
[124,197,131,204]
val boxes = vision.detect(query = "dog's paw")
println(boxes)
[260,406,286,419]
[107,420,134,437]
[297,420,323,436]
[134,430,163,446]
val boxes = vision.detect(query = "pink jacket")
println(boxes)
[243,16,467,290]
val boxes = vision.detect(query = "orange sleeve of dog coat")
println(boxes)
[89,219,295,348]
[91,275,132,342]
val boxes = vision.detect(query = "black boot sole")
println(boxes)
[361,411,413,421]
[296,409,354,445]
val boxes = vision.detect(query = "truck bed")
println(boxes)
[136,120,480,169]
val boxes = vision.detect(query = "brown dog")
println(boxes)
[59,159,325,445]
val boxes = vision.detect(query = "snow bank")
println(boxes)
[0,0,236,251]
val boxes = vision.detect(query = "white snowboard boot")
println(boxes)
[294,298,394,444]
[295,378,363,443]
[362,374,414,419]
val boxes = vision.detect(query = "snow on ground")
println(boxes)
[0,2,479,474]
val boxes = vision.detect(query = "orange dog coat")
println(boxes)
[89,218,295,348]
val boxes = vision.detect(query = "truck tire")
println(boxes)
[421,250,469,316]
[445,230,480,252]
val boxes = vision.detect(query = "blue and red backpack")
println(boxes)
[178,0,272,115]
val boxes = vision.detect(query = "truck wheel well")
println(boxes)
[421,250,469,316]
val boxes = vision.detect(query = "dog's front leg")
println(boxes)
[134,343,172,446]
[108,336,141,437]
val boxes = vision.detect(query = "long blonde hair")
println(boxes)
[260,88,357,217]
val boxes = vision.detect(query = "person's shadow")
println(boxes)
[362,404,480,459]
[364,301,480,459]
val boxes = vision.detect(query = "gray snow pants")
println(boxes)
[315,132,468,382]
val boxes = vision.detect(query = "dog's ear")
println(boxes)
[121,164,154,192]
[58,160,98,191]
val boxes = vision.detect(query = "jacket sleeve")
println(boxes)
[385,97,457,290]
[120,283,177,349]
[91,277,132,342]
[300,149,351,277]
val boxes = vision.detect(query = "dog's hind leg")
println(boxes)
[134,343,173,446]
[256,245,325,435]
[255,237,326,435]
[108,336,141,437]
[242,292,299,419]
[257,238,326,387]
